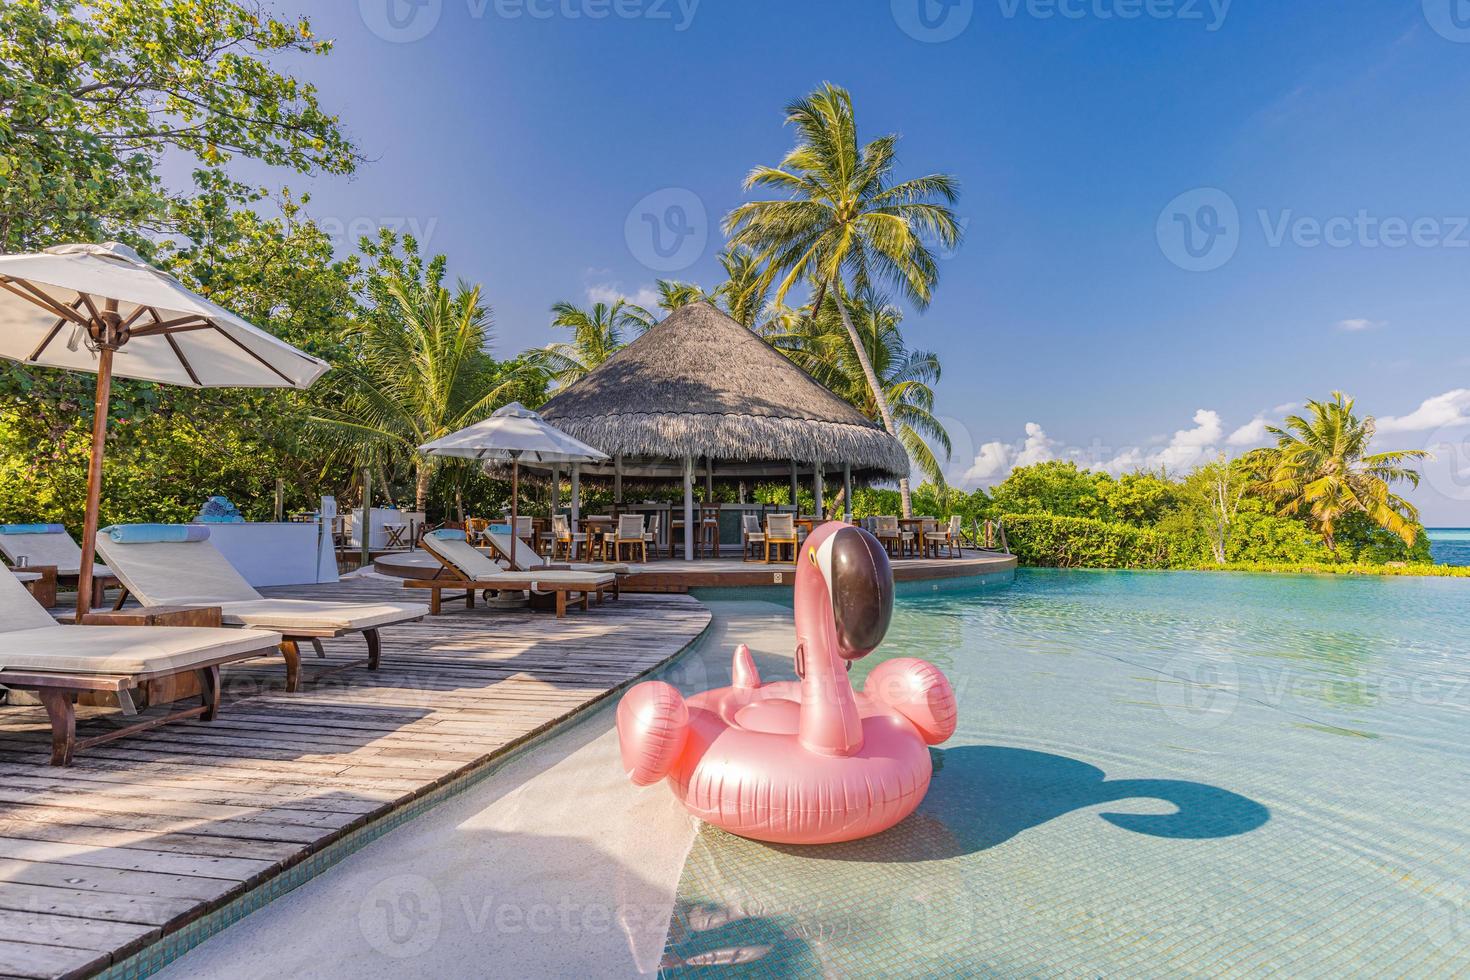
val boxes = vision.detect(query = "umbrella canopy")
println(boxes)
[0,242,331,617]
[0,243,330,387]
[418,402,609,463]
[419,402,607,567]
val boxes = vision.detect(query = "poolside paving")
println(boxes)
[0,577,710,979]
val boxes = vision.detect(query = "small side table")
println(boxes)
[81,605,225,706]
[382,523,409,550]
[17,565,58,610]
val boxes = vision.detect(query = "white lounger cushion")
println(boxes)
[0,531,111,579]
[216,599,426,632]
[0,565,64,633]
[481,570,615,588]
[96,534,427,629]
[94,536,259,605]
[424,534,510,579]
[423,536,613,588]
[480,531,630,575]
[0,625,282,676]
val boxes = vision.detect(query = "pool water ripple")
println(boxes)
[661,569,1470,976]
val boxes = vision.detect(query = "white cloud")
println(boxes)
[1335,318,1386,332]
[1015,422,1058,467]
[1226,416,1272,447]
[586,282,660,311]
[1377,389,1470,433]
[1271,401,1299,414]
[1151,409,1224,472]
[961,422,1056,487]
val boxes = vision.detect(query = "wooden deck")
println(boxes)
[0,579,712,979]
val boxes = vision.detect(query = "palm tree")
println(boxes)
[534,299,655,385]
[1243,392,1429,552]
[770,290,951,510]
[724,83,961,514]
[712,247,772,328]
[655,280,711,314]
[313,279,534,512]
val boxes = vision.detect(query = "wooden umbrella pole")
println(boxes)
[509,455,519,569]
[74,347,113,621]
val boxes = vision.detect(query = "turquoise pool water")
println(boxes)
[659,569,1470,975]
[1428,528,1470,567]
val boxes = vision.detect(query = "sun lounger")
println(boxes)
[482,530,628,582]
[411,531,616,617]
[0,563,282,765]
[95,525,427,691]
[0,524,123,607]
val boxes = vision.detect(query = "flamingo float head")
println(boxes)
[798,523,894,662]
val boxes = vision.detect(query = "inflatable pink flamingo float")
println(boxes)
[617,522,958,844]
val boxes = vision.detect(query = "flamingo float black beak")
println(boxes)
[825,525,894,661]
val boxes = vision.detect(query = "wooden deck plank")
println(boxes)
[4,584,709,978]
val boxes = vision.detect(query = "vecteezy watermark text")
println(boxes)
[891,0,1229,41]
[997,0,1231,30]
[360,0,698,43]
[1158,188,1470,271]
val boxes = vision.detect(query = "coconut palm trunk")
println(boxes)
[829,276,910,515]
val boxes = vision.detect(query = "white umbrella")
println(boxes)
[419,402,607,566]
[0,242,330,617]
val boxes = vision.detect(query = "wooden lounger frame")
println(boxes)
[404,553,615,617]
[0,643,279,766]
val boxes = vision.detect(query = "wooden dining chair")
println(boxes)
[741,513,765,562]
[550,514,586,561]
[765,513,798,564]
[642,513,661,562]
[699,505,721,558]
[614,514,647,563]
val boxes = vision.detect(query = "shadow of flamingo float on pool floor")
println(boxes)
[768,745,1270,863]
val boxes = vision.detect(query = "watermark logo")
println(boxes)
[1426,425,1470,502]
[358,874,442,958]
[360,0,443,43]
[892,0,975,42]
[625,188,707,272]
[1155,653,1240,729]
[1157,188,1239,272]
[1424,0,1470,42]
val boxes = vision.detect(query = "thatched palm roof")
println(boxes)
[538,302,908,478]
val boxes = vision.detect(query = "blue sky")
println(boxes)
[257,0,1470,523]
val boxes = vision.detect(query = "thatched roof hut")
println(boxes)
[536,302,908,480]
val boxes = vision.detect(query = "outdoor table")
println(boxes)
[898,517,934,558]
[580,517,614,560]
[382,523,410,550]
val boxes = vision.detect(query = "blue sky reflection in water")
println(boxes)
[660,570,1470,974]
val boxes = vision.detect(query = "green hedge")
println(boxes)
[1002,512,1173,569]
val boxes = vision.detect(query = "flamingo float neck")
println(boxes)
[792,524,893,757]
[795,569,864,757]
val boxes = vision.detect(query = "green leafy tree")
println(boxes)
[313,234,540,512]
[1244,392,1429,552]
[0,0,358,250]
[534,298,655,386]
[989,461,1104,519]
[724,83,961,515]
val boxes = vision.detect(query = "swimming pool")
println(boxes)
[660,569,1470,975]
